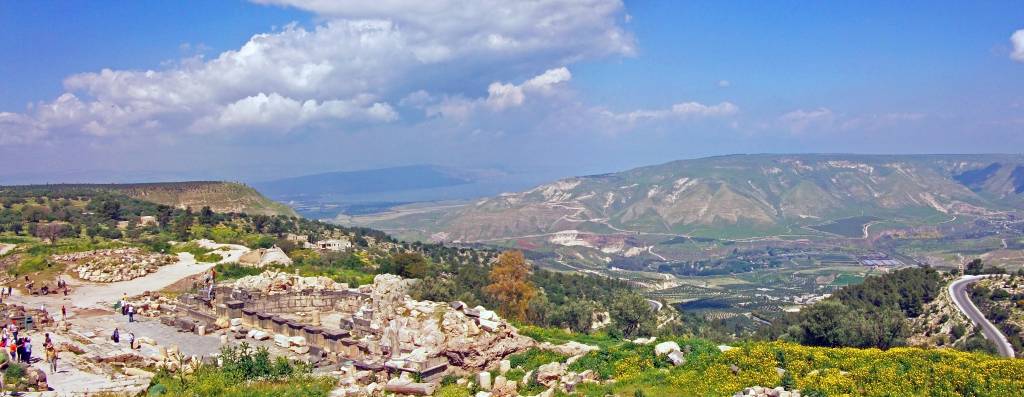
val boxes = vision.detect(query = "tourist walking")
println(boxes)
[127,304,135,323]
[45,337,57,373]
[128,332,136,350]
[46,343,57,373]
[7,338,15,362]
[111,328,120,344]
[61,305,66,321]
[22,337,31,363]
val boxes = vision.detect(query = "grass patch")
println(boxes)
[507,348,569,372]
[214,263,264,281]
[434,384,472,397]
[0,235,34,245]
[572,339,1024,397]
[150,343,334,397]
[518,326,619,349]
[171,242,223,263]
[831,274,865,286]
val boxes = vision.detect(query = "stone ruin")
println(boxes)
[237,246,293,267]
[51,248,175,283]
[134,272,534,395]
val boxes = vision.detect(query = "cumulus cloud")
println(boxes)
[419,67,574,119]
[191,93,397,133]
[487,67,572,110]
[2,0,633,143]
[406,65,736,136]
[251,0,635,61]
[1012,29,1024,62]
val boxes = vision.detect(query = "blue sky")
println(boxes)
[1,1,1022,184]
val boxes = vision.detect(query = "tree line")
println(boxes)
[760,267,943,349]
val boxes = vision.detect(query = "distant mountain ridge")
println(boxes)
[1,181,297,217]
[353,154,1024,241]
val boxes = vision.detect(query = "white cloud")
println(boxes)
[3,0,632,143]
[251,0,635,61]
[411,66,737,135]
[0,112,45,144]
[777,108,926,134]
[486,83,527,110]
[191,93,396,133]
[604,101,739,123]
[1012,29,1024,62]
[486,67,572,110]
[419,67,575,119]
[717,80,731,88]
[778,108,835,133]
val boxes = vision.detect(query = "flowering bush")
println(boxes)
[567,338,1024,396]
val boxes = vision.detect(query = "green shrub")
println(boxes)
[147,383,167,396]
[148,343,332,397]
[4,362,25,385]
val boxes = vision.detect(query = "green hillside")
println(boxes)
[1,181,297,217]
[357,154,1024,242]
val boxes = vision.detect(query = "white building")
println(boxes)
[317,238,352,251]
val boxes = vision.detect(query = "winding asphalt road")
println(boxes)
[949,275,1016,358]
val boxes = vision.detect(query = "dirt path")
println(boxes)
[10,252,213,312]
[0,243,15,256]
[195,239,250,263]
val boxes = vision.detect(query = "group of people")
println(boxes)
[118,295,137,323]
[0,325,59,372]
[0,285,13,304]
[55,278,70,296]
[110,328,136,349]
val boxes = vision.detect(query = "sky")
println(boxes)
[1,0,1023,184]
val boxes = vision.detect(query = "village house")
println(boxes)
[285,233,313,248]
[317,238,352,252]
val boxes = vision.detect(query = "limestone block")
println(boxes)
[477,371,492,391]
[478,318,500,332]
[654,341,681,356]
[667,351,687,366]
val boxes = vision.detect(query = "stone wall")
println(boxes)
[216,288,368,315]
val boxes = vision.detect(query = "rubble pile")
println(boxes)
[368,274,535,372]
[229,270,344,293]
[125,293,180,318]
[52,248,175,282]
